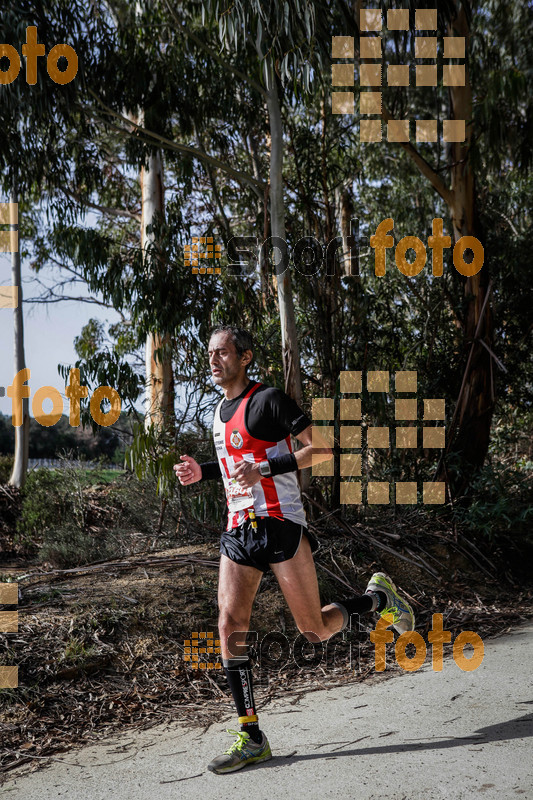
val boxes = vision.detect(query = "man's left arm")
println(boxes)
[231,421,332,488]
[291,424,333,469]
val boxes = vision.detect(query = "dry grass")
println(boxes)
[1,509,532,781]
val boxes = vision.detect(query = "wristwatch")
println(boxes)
[258,460,272,478]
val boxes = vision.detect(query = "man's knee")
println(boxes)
[218,610,251,654]
[218,608,249,634]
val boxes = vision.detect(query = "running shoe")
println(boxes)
[207,729,272,774]
[365,572,415,634]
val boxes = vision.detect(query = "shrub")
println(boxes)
[0,455,14,484]
[16,464,120,567]
[16,468,76,541]
[39,521,118,568]
[452,459,533,541]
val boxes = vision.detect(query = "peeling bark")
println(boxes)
[140,151,175,430]
[9,182,29,489]
[264,64,303,406]
[446,6,494,486]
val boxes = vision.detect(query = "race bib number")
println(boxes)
[225,476,254,512]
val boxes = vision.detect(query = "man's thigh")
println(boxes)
[218,553,262,622]
[269,534,326,635]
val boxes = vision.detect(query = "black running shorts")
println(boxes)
[219,515,319,573]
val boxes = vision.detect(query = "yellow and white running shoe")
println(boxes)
[207,729,272,774]
[365,572,415,634]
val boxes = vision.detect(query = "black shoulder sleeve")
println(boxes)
[246,387,312,441]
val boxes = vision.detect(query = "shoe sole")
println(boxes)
[369,572,415,631]
[208,751,272,774]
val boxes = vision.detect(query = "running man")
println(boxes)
[174,325,414,774]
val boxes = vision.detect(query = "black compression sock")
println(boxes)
[223,657,262,744]
[242,722,262,744]
[333,590,388,624]
[374,590,387,612]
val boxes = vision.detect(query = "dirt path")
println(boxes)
[4,621,532,800]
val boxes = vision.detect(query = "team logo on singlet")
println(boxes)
[230,429,244,449]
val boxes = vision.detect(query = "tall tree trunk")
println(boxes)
[249,133,270,308]
[8,183,29,488]
[320,99,342,507]
[447,6,493,489]
[133,1,174,431]
[140,151,174,429]
[264,61,303,406]
[336,184,357,279]
[376,1,494,492]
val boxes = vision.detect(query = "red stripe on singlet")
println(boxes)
[220,456,239,529]
[229,385,283,519]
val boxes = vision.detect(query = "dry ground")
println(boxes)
[1,508,532,782]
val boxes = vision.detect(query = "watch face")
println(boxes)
[260,462,270,477]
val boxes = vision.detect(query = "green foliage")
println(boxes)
[451,461,533,540]
[0,455,14,484]
[441,408,533,539]
[188,478,224,527]
[17,469,79,541]
[0,412,128,462]
[0,0,109,199]
[62,637,97,663]
[104,473,165,533]
[38,521,118,569]
[16,461,122,566]
[74,318,106,359]
[127,421,177,499]
[4,0,531,513]
[126,420,225,526]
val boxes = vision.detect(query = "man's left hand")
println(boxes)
[230,460,262,488]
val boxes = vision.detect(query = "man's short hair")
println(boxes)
[209,325,254,365]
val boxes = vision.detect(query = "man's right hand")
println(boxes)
[173,455,202,485]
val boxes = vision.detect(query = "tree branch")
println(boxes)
[63,188,141,221]
[84,90,265,196]
[162,0,268,100]
[380,103,454,206]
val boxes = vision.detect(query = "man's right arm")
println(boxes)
[173,454,221,485]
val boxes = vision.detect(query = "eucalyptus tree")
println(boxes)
[135,1,174,433]
[45,0,272,440]
[337,0,533,487]
[0,1,102,487]
[199,0,334,404]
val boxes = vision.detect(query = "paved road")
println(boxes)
[5,623,533,800]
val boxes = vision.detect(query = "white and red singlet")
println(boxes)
[212,382,307,531]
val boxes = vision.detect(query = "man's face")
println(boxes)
[208,332,251,387]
